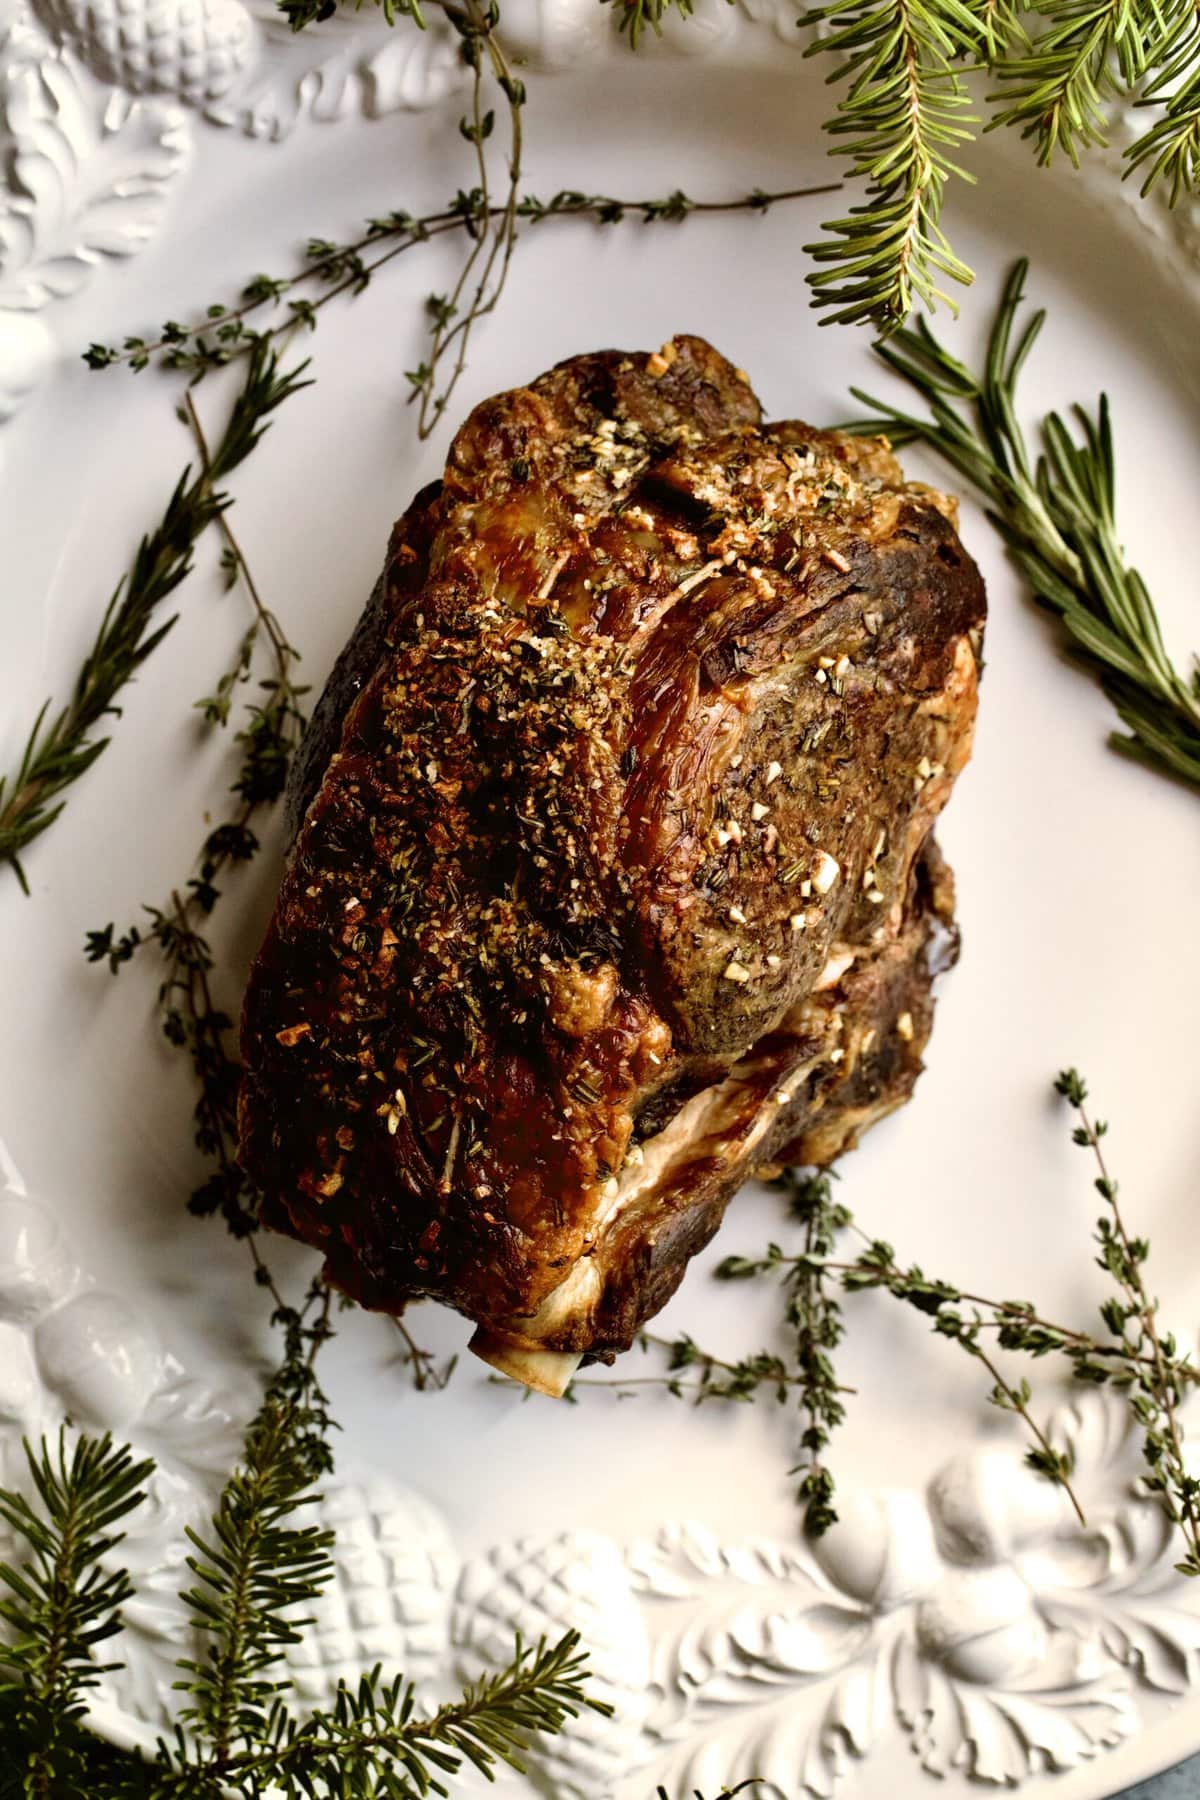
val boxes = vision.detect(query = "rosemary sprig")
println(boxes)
[845,259,1200,790]
[799,0,992,330]
[85,379,307,1267]
[0,346,310,893]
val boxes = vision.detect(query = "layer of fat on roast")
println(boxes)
[467,1028,825,1398]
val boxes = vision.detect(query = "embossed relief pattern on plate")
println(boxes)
[3,0,1200,1786]
[2,1145,1200,1794]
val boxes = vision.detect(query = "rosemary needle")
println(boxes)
[845,259,1200,792]
[0,346,311,892]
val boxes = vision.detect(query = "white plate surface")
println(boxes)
[2,9,1200,1794]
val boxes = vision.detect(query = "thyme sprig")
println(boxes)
[1055,1069,1200,1574]
[592,1076,1197,1560]
[390,1316,459,1391]
[788,1172,850,1533]
[0,347,309,892]
[842,1075,1198,1550]
[568,1331,806,1403]
[843,1243,1085,1523]
[567,1175,855,1532]
[715,1173,851,1534]
[83,184,835,382]
[846,259,1200,791]
[407,0,525,438]
[272,0,528,436]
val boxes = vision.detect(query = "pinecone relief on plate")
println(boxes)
[34,0,255,106]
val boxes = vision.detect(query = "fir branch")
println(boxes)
[845,258,1200,790]
[987,0,1187,169]
[0,346,310,892]
[0,1319,603,1795]
[174,1283,336,1763]
[157,1629,606,1795]
[0,1433,153,1798]
[605,0,696,46]
[1125,19,1200,202]
[799,0,990,329]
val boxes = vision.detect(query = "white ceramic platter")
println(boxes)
[2,4,1200,1792]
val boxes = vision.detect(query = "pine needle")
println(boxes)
[798,0,994,329]
[0,1432,153,1798]
[987,0,1197,173]
[1125,16,1200,202]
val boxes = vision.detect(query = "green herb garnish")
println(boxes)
[847,259,1200,791]
[0,348,310,893]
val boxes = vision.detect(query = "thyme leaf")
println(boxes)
[83,184,835,382]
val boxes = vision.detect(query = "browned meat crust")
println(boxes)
[238,335,986,1381]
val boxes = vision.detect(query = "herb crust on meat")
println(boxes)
[238,335,986,1394]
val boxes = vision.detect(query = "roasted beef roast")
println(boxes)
[238,335,986,1395]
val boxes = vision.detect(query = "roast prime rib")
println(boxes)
[238,335,985,1395]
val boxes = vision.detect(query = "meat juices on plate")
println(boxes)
[238,335,986,1395]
